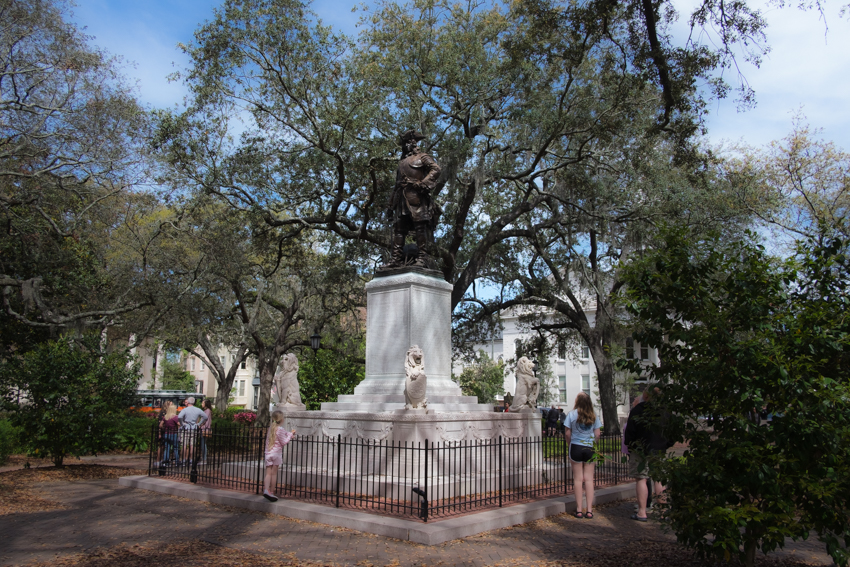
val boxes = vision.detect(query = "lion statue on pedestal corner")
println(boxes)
[274,353,303,407]
[404,345,427,409]
[509,356,538,412]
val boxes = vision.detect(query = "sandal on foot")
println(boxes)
[630,513,648,522]
[574,511,584,519]
[585,512,594,519]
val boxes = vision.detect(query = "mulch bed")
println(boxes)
[19,538,824,567]
[0,464,147,516]
[23,541,335,567]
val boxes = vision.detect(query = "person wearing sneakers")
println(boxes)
[262,410,296,502]
[564,392,602,519]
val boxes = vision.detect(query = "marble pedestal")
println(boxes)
[321,271,492,413]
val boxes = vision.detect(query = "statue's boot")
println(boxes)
[413,224,432,267]
[381,232,406,268]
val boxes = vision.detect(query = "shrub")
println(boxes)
[217,405,246,422]
[0,334,140,466]
[112,417,154,453]
[0,419,23,465]
[233,411,257,426]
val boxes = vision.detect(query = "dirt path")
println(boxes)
[0,465,834,567]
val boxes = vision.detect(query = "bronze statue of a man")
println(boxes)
[384,130,441,268]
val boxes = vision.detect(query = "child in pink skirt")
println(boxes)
[263,410,295,502]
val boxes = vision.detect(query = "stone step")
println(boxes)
[335,394,481,404]
[319,401,495,413]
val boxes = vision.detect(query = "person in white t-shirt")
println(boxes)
[564,392,603,519]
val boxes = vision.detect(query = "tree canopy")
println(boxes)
[622,224,850,567]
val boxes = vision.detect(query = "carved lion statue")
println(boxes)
[274,353,302,406]
[509,356,538,411]
[404,345,427,409]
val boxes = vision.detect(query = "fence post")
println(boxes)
[256,426,263,495]
[563,428,569,494]
[189,429,199,483]
[423,439,429,522]
[335,434,342,508]
[148,422,155,476]
[498,435,503,508]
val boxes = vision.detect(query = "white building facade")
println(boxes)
[460,306,657,426]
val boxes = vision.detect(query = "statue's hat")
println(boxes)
[400,129,426,144]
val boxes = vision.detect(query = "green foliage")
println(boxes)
[112,417,153,453]
[160,358,194,391]
[455,352,505,405]
[0,0,156,334]
[622,225,850,567]
[0,334,141,467]
[0,419,23,465]
[298,347,364,411]
[217,406,247,422]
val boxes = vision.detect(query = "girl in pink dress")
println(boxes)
[263,410,295,502]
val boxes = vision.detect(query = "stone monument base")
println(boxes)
[274,402,307,412]
[279,409,541,444]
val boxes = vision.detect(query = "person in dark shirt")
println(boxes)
[624,387,671,521]
[546,405,560,437]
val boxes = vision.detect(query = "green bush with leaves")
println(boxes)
[0,419,23,465]
[298,347,364,411]
[622,226,850,567]
[112,417,155,453]
[455,352,505,405]
[0,334,141,467]
[160,358,194,391]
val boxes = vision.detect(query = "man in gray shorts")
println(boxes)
[177,397,207,464]
[624,387,670,521]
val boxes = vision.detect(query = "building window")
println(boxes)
[626,338,635,359]
[252,386,259,411]
[200,359,205,371]
[640,345,649,361]
[581,374,590,396]
[580,345,589,360]
[240,360,247,370]
[557,341,566,360]
[220,355,225,367]
[195,380,204,394]
[190,358,195,371]
[558,375,567,402]
[239,380,245,397]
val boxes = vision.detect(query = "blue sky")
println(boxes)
[70,0,850,150]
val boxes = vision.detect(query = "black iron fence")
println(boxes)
[148,424,630,521]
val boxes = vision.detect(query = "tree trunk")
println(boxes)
[744,535,757,567]
[589,337,622,435]
[214,373,237,412]
[254,355,278,427]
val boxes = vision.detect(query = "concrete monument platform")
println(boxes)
[119,475,635,545]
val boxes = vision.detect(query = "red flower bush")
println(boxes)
[233,411,257,425]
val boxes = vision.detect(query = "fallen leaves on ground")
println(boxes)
[0,465,146,515]
[24,540,338,567]
[19,538,827,567]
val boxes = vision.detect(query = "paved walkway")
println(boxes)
[0,472,833,567]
